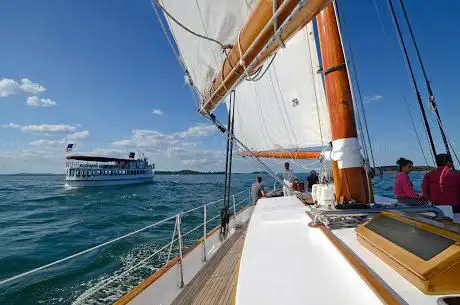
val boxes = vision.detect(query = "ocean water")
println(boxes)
[0,172,424,305]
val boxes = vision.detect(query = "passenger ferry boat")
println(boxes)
[65,152,155,187]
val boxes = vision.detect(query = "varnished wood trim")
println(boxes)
[114,206,250,305]
[113,255,181,305]
[319,226,402,305]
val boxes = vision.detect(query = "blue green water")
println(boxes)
[0,172,424,305]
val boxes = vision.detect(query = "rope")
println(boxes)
[398,0,455,161]
[151,0,227,50]
[403,97,430,165]
[386,0,437,162]
[151,0,203,106]
[207,114,295,193]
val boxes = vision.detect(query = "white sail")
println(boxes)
[230,24,331,151]
[159,0,331,151]
[159,0,256,96]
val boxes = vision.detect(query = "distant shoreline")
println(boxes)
[0,167,432,176]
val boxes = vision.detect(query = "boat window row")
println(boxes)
[68,169,150,177]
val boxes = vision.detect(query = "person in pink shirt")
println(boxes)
[394,158,427,206]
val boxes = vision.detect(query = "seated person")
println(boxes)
[394,158,426,206]
[251,176,266,204]
[306,170,319,191]
[422,153,460,213]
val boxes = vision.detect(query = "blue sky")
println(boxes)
[0,0,459,173]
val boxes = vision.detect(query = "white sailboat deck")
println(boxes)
[235,196,383,305]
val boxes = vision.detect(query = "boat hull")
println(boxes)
[65,174,154,187]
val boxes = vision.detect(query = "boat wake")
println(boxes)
[71,242,168,305]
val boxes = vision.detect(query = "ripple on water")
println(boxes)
[0,172,404,304]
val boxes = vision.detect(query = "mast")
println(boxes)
[317,4,371,203]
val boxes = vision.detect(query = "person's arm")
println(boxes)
[400,175,419,198]
[422,173,430,200]
[260,185,266,197]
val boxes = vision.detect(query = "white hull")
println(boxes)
[65,174,154,187]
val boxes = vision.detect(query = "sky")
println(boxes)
[1,0,460,174]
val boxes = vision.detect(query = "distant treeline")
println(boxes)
[155,170,225,175]
[378,165,434,172]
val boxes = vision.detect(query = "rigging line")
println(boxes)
[151,0,227,50]
[151,0,203,106]
[227,91,237,204]
[253,84,273,149]
[403,97,430,166]
[248,53,277,82]
[335,0,374,166]
[304,24,326,152]
[349,50,376,168]
[333,1,371,164]
[429,107,460,166]
[372,0,387,36]
[385,0,437,161]
[222,93,233,212]
[270,66,300,149]
[206,114,296,193]
[194,0,221,79]
[397,0,453,159]
[267,68,298,149]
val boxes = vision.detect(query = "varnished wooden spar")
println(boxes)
[199,0,330,114]
[241,151,322,159]
[317,4,371,203]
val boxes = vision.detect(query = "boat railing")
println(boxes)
[0,188,252,303]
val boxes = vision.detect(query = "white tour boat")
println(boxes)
[65,153,155,187]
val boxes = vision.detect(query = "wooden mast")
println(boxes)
[317,4,371,203]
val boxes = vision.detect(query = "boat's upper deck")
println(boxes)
[235,196,384,305]
[235,196,460,305]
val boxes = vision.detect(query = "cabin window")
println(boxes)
[76,170,80,177]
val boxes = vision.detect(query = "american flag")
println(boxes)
[66,143,74,152]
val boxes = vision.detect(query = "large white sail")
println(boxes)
[159,0,331,151]
[230,24,331,151]
[159,0,256,97]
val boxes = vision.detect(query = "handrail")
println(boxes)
[0,189,251,287]
[76,195,251,303]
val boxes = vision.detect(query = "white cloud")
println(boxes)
[3,123,77,134]
[68,130,90,140]
[112,124,216,152]
[152,108,164,116]
[0,78,46,97]
[20,78,46,94]
[29,139,65,147]
[26,96,57,107]
[363,95,383,104]
[174,124,216,138]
